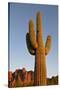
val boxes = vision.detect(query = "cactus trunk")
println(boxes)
[34,28,47,85]
[34,49,47,85]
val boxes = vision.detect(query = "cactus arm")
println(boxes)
[45,35,52,55]
[29,20,38,49]
[26,33,35,55]
[36,12,42,33]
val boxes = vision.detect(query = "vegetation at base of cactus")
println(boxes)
[26,12,52,85]
[16,80,23,87]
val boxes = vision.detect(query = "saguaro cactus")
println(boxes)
[26,12,52,85]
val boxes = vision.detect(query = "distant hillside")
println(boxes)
[8,68,58,87]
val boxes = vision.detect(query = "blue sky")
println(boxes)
[9,3,58,78]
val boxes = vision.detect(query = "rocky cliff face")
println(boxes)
[8,68,34,87]
[8,68,58,87]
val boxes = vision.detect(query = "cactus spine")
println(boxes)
[26,12,52,85]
